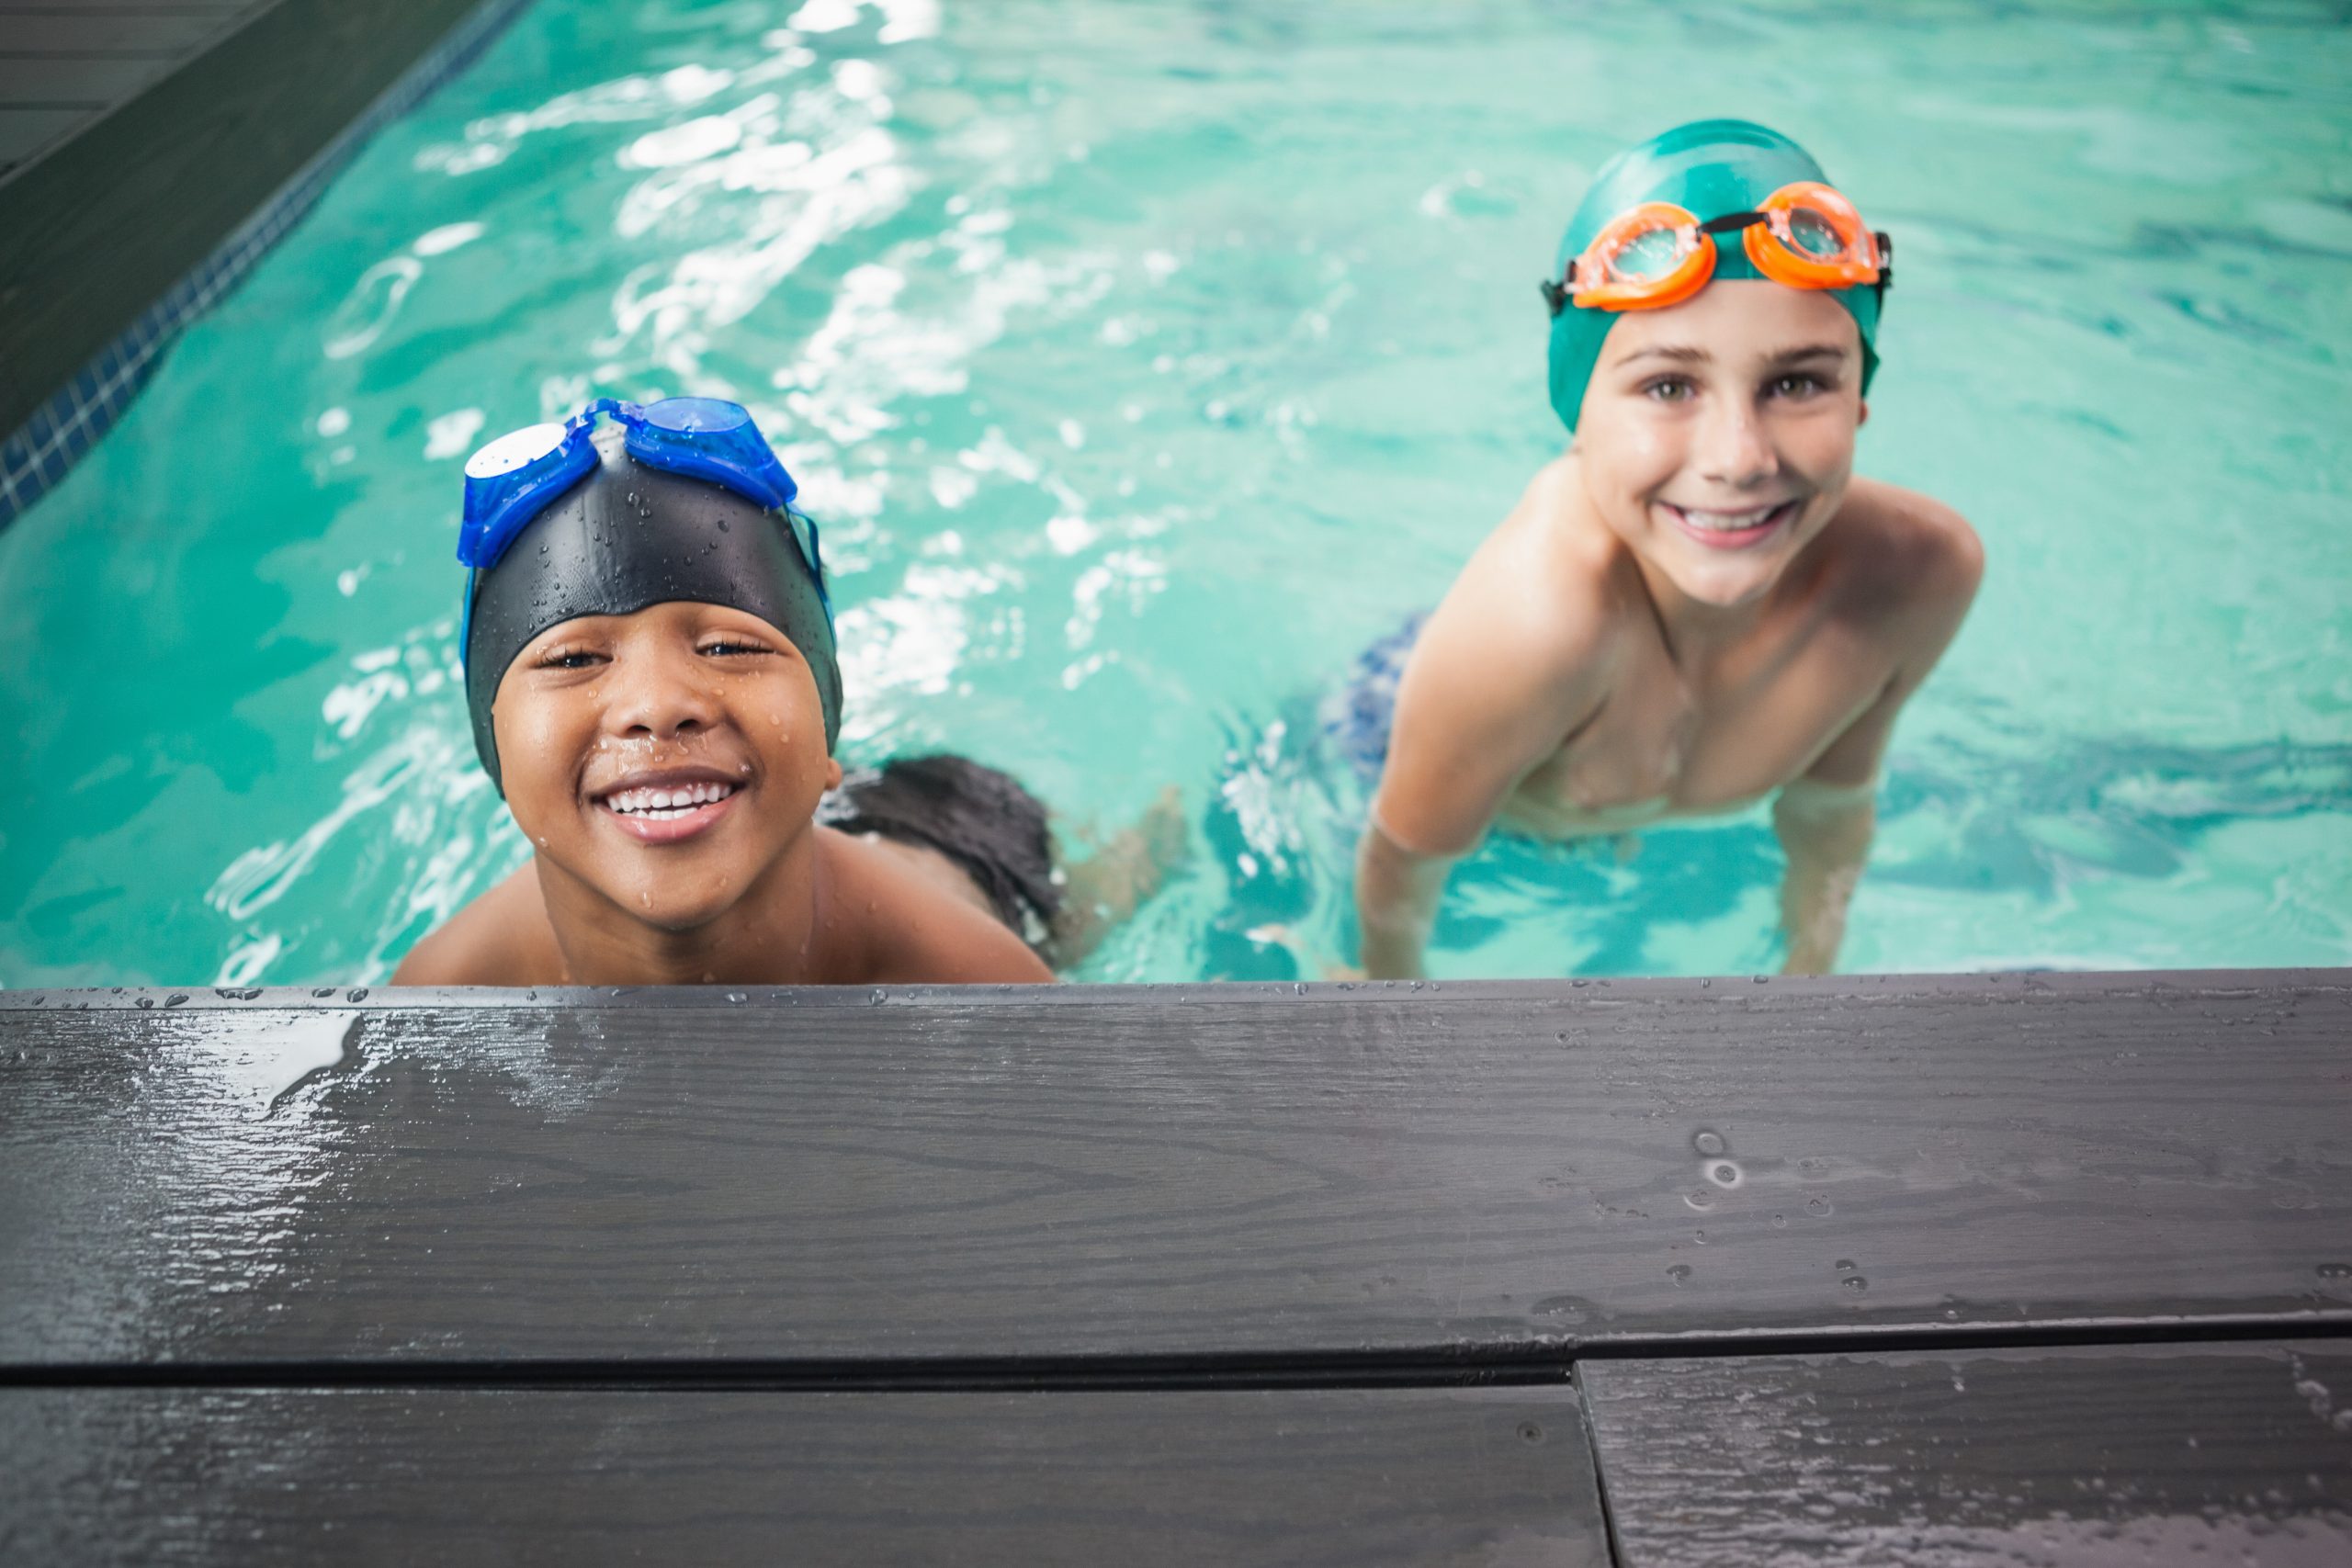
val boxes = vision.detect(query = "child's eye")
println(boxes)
[537,649,603,671]
[1768,371,1828,399]
[700,638,772,659]
[1644,377,1695,403]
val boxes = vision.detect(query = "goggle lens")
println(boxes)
[1782,207,1846,261]
[1611,226,1690,283]
[638,396,752,436]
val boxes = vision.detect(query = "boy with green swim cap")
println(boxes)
[1352,119,1981,977]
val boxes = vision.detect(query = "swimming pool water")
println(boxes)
[3,0,2347,987]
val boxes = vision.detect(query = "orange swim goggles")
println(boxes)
[1541,181,1891,316]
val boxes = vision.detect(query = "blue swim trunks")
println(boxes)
[1318,612,1427,784]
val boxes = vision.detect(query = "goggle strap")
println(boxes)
[1540,276,1570,317]
[1698,209,1765,236]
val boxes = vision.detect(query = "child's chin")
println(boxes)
[1666,558,1779,608]
[607,886,741,934]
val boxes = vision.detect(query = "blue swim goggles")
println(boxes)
[457,395,826,593]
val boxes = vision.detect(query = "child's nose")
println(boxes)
[1696,401,1780,486]
[604,641,718,741]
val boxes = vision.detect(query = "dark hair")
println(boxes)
[820,755,1060,937]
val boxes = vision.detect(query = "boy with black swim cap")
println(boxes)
[1348,121,1983,978]
[396,397,1098,987]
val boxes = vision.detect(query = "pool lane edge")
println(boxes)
[0,0,537,530]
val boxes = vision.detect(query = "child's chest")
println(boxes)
[1506,621,1891,835]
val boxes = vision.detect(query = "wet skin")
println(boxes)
[392,601,1049,987]
[1358,281,1983,978]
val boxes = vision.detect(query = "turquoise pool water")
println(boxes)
[3,0,2348,987]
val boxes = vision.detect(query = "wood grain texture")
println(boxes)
[2,973,2347,1369]
[1582,1340,2352,1567]
[0,1384,1605,1567]
[0,0,478,436]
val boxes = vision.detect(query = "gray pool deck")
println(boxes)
[0,2,273,179]
[3,969,2346,1562]
[0,0,492,502]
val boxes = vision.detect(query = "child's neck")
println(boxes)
[537,833,828,987]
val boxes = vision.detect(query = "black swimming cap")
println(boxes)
[462,426,842,794]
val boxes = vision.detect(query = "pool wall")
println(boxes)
[0,0,534,528]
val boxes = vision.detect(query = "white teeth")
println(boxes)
[1678,502,1786,532]
[603,782,737,817]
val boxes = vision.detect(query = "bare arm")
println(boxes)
[1773,774,1877,976]
[1354,815,1463,979]
[1354,508,1614,979]
[1773,494,1983,975]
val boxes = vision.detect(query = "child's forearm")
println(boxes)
[1354,821,1453,980]
[1773,782,1878,976]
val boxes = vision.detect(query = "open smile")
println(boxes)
[590,773,744,846]
[1662,499,1803,550]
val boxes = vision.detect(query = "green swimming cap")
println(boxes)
[1546,119,1882,433]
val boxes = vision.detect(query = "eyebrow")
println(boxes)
[1616,341,1852,370]
[1620,344,1712,367]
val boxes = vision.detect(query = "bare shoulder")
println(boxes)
[390,861,561,987]
[1419,457,1628,702]
[1834,478,1984,613]
[814,829,1052,986]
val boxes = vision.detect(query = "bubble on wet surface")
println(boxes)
[1771,1213,1788,1227]
[1706,1160,1744,1188]
[870,987,888,1004]
[1684,1190,1714,1211]
[1692,1129,1726,1157]
[1842,1274,1869,1292]
[1666,1264,1691,1285]
[1807,1196,1834,1216]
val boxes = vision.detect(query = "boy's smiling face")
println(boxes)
[492,600,842,932]
[1575,280,1868,608]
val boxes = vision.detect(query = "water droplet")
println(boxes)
[1666,1264,1691,1285]
[1517,1422,1543,1444]
[1707,1160,1743,1188]
[1771,1213,1788,1228]
[1836,1258,1858,1273]
[726,992,747,1004]
[1807,1196,1832,1216]
[1692,1130,1726,1157]
[870,987,888,1004]
[1684,1190,1713,1211]
[312,987,336,998]
[164,993,188,1008]
[2318,1263,2352,1280]
[1293,983,1306,995]
[135,997,154,1010]
[346,987,368,1002]
[1842,1274,1869,1292]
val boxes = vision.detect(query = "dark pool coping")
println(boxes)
[0,0,535,530]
